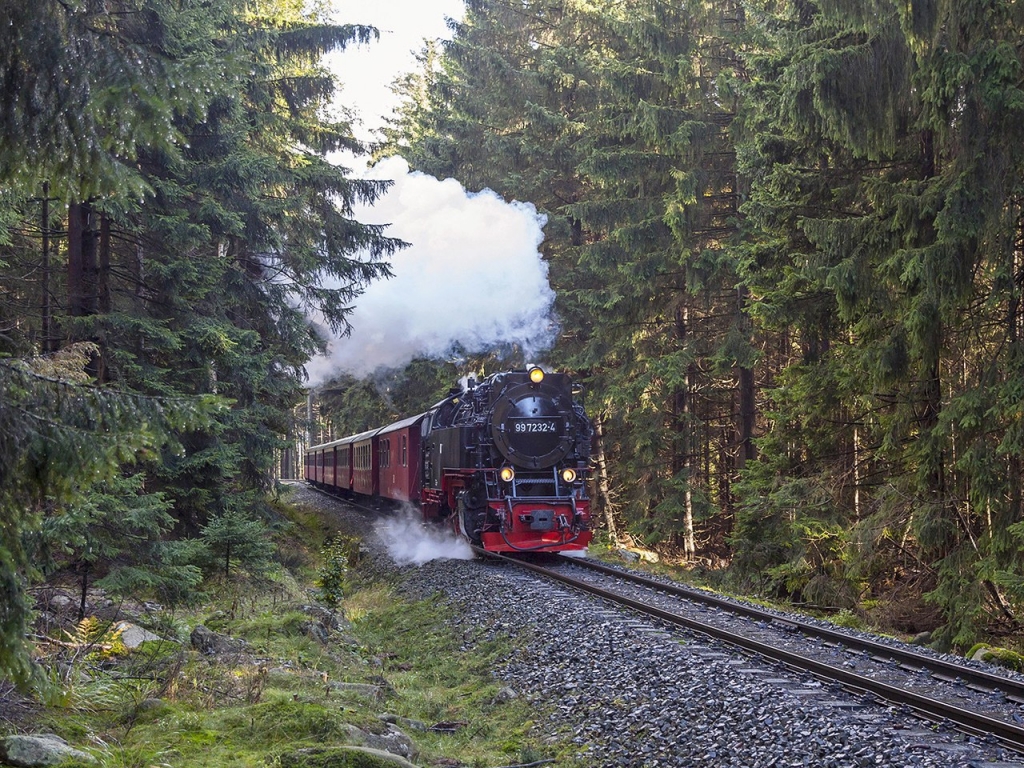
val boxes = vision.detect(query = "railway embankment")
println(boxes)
[0,483,540,768]
[8,481,1024,767]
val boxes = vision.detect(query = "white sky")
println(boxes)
[329,0,466,140]
[306,0,562,383]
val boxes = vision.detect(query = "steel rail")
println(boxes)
[566,555,1024,703]
[474,548,1024,752]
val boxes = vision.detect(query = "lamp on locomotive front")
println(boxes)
[528,366,545,384]
[561,468,577,483]
[500,466,516,482]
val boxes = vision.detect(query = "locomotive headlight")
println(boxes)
[500,466,516,482]
[561,468,577,483]
[528,366,545,384]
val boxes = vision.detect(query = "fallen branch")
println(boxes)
[427,720,468,733]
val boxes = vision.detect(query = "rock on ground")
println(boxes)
[0,733,97,766]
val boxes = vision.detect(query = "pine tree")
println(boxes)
[0,346,214,689]
[0,0,404,685]
[0,0,226,201]
[734,0,1024,641]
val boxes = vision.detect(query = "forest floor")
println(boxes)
[0,484,550,768]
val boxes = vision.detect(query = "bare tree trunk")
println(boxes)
[67,202,86,319]
[853,422,862,520]
[41,183,54,353]
[593,413,617,544]
[93,215,111,382]
[98,216,111,315]
[77,560,90,622]
[675,304,696,560]
[68,201,102,378]
[736,285,756,468]
[67,201,98,317]
[1009,238,1022,533]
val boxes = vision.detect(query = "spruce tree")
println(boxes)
[0,346,214,689]
[734,0,1024,641]
[0,0,404,685]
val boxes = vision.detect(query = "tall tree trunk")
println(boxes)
[67,201,98,318]
[68,201,102,378]
[736,285,756,468]
[593,413,617,544]
[98,216,111,315]
[1009,229,1022,533]
[67,202,86,319]
[93,215,111,382]
[77,560,90,622]
[674,304,696,560]
[41,183,54,353]
[853,422,862,520]
[922,346,944,496]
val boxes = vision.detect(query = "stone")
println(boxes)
[46,594,75,612]
[493,686,519,703]
[189,624,247,655]
[0,733,97,766]
[114,622,165,649]
[342,724,417,759]
[301,604,352,633]
[378,713,427,732]
[299,621,330,644]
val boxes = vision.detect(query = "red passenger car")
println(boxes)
[376,414,426,504]
[321,439,341,489]
[350,428,380,497]
[333,440,353,494]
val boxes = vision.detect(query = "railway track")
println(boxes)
[476,548,1024,754]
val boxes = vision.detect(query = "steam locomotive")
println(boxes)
[304,367,593,553]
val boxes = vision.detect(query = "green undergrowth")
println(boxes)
[8,485,566,767]
[346,584,557,766]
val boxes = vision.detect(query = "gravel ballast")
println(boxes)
[293,483,1024,768]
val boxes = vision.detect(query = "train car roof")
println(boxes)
[376,412,428,435]
[306,427,380,453]
[307,436,348,451]
[343,427,381,445]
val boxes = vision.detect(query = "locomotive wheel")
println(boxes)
[458,498,483,545]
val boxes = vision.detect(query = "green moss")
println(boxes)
[970,644,1024,671]
[967,642,991,659]
[278,746,410,768]
[216,694,349,745]
[830,609,864,630]
[235,609,310,638]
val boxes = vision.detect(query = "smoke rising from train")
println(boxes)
[306,156,558,383]
[375,507,474,565]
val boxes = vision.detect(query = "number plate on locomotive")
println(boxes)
[510,418,562,434]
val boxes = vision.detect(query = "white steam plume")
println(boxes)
[375,507,474,565]
[306,156,557,383]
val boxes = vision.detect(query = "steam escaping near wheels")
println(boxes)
[374,505,474,566]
